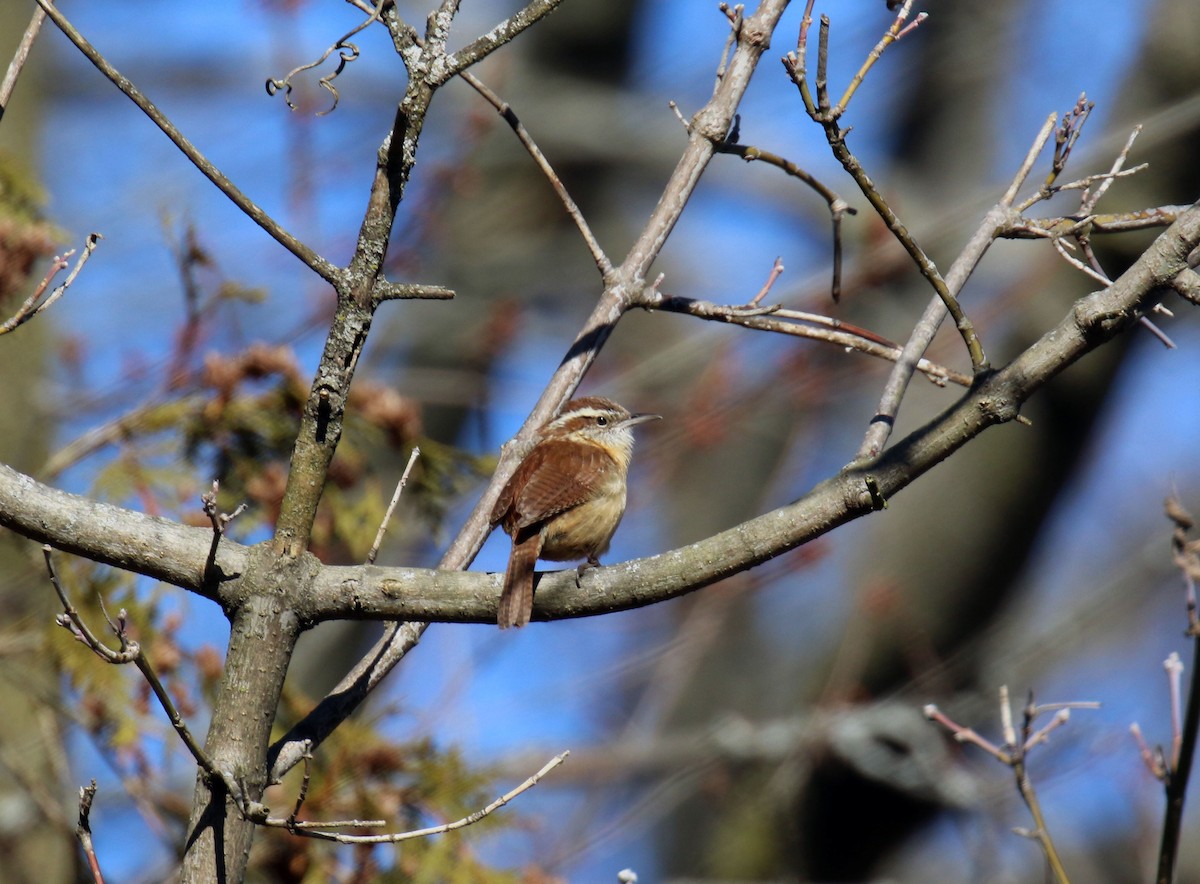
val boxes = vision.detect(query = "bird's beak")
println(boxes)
[622,412,662,428]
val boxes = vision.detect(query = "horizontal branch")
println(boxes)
[290,200,1200,623]
[0,462,244,601]
[3,202,1198,630]
[1003,205,1187,238]
[638,291,971,387]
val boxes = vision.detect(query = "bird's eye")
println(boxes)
[596,416,608,427]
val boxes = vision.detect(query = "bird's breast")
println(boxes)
[539,480,627,561]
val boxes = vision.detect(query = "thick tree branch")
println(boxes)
[0,462,244,601]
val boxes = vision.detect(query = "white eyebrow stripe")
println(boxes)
[546,408,609,430]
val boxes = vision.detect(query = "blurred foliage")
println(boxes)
[0,154,57,303]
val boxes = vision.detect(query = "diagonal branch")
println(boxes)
[784,7,987,377]
[461,72,612,278]
[34,0,340,285]
[295,199,1200,622]
[851,112,1057,461]
[0,0,49,123]
[433,0,570,85]
[267,0,795,782]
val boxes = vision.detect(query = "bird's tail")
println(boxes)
[498,530,542,629]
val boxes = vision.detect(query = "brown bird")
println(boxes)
[490,397,660,628]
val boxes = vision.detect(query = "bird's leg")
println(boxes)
[575,556,601,588]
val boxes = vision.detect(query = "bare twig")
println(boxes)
[1022,123,1173,351]
[850,113,1057,460]
[1157,497,1200,884]
[366,446,420,565]
[266,0,384,114]
[922,703,1010,763]
[639,289,971,387]
[783,6,988,377]
[264,751,568,843]
[702,116,857,301]
[47,546,137,665]
[1009,206,1187,239]
[34,0,339,284]
[832,0,925,117]
[748,256,786,306]
[461,73,612,277]
[1020,93,1094,209]
[201,480,247,582]
[45,547,251,816]
[1049,235,1112,286]
[0,234,101,336]
[201,480,247,535]
[1131,722,1168,781]
[926,687,1094,884]
[1166,652,1185,770]
[76,780,104,884]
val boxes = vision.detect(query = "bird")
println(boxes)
[490,396,660,628]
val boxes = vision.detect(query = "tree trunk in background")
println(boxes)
[0,2,73,880]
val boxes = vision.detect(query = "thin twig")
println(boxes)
[704,120,857,301]
[266,0,384,114]
[461,73,612,278]
[1008,206,1186,239]
[1049,235,1111,286]
[1131,722,1167,781]
[34,0,339,284]
[714,4,744,90]
[0,234,101,336]
[748,256,785,306]
[832,0,924,117]
[1157,497,1200,884]
[264,751,568,843]
[47,546,137,664]
[922,704,1010,763]
[76,780,104,884]
[640,290,971,387]
[201,480,247,582]
[927,687,1094,884]
[45,547,249,815]
[783,7,988,375]
[201,480,248,535]
[852,112,1057,461]
[1166,652,1185,770]
[366,446,420,565]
